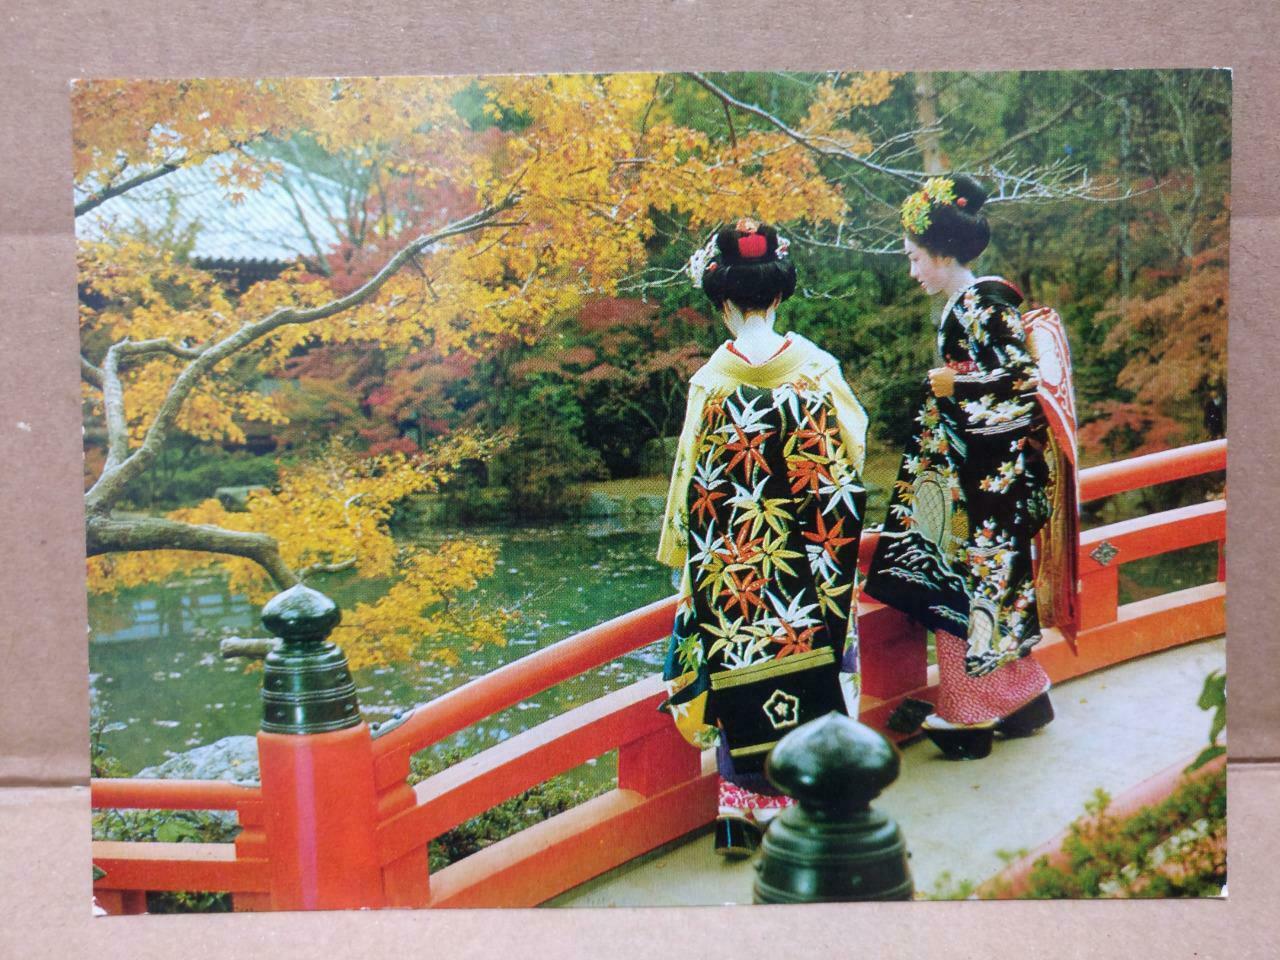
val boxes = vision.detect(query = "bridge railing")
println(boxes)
[91,439,1226,912]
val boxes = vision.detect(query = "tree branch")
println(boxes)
[74,162,184,218]
[99,346,130,471]
[85,513,300,590]
[83,195,522,516]
[95,338,207,474]
[81,355,103,388]
[219,636,281,660]
[117,338,205,361]
[297,557,358,578]
[686,72,920,184]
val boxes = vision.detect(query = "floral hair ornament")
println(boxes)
[734,217,767,259]
[900,176,958,235]
[686,231,722,289]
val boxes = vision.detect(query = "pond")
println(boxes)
[89,518,674,776]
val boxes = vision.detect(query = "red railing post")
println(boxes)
[857,600,928,700]
[1078,566,1120,630]
[372,751,431,908]
[254,584,387,911]
[617,723,702,797]
[94,889,147,915]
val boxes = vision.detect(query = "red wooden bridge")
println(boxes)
[91,439,1227,913]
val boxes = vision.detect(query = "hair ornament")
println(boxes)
[686,232,721,289]
[731,218,764,259]
[900,176,958,234]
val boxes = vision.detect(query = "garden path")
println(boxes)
[549,636,1226,905]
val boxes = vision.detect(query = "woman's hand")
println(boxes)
[928,366,956,398]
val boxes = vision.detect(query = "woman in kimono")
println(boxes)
[657,219,869,855]
[865,175,1057,760]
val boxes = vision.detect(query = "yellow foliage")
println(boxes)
[337,540,511,671]
[76,72,901,670]
[86,435,511,667]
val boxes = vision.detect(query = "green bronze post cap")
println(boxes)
[261,583,341,645]
[766,711,901,810]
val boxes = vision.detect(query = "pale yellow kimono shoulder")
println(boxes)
[656,333,868,569]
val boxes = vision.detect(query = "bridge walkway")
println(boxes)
[550,636,1226,906]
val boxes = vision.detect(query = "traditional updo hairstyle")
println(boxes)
[901,174,991,264]
[697,218,797,311]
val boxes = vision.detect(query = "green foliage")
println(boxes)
[1023,671,1228,899]
[486,379,606,518]
[408,749,609,871]
[90,726,238,914]
[1187,669,1226,772]
[119,443,281,510]
[1023,769,1225,898]
[922,870,978,900]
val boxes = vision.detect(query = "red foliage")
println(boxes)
[1077,401,1187,461]
[576,297,659,333]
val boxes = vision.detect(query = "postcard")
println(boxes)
[71,69,1228,914]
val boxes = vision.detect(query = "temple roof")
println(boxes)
[75,157,346,265]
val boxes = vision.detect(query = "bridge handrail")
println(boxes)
[1078,438,1225,503]
[371,438,1228,767]
[91,777,261,811]
[370,593,678,774]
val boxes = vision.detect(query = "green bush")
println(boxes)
[91,716,237,913]
[1022,769,1225,898]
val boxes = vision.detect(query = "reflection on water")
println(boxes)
[89,519,673,775]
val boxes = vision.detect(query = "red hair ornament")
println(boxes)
[737,233,768,259]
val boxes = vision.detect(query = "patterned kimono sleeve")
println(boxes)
[656,383,709,568]
[820,364,869,474]
[950,297,1041,438]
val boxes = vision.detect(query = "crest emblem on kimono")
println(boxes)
[763,689,801,729]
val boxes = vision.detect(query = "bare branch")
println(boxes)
[117,338,205,362]
[85,513,300,590]
[274,168,333,275]
[220,636,281,660]
[74,162,184,218]
[81,355,103,388]
[720,95,738,149]
[686,73,920,184]
[99,346,130,471]
[95,338,207,474]
[83,195,521,515]
[297,557,358,578]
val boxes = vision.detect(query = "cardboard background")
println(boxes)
[1,1,1275,955]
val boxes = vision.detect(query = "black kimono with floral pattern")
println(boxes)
[662,379,865,750]
[866,278,1050,677]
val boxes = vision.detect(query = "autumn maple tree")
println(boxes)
[74,73,899,665]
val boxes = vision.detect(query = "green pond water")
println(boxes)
[89,518,675,776]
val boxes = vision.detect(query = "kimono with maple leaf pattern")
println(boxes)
[657,334,868,779]
[866,277,1051,677]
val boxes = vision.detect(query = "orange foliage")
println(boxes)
[1100,245,1227,407]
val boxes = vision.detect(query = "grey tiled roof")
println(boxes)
[75,157,346,264]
